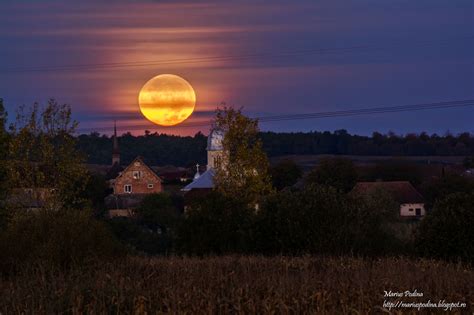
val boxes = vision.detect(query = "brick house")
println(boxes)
[112,156,163,195]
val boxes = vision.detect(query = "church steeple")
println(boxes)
[112,120,120,166]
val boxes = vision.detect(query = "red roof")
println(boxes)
[351,181,424,204]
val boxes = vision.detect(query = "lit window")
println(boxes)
[124,185,132,193]
[148,183,153,189]
[133,171,142,179]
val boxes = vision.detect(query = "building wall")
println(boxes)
[113,160,162,195]
[400,203,425,217]
[207,150,222,170]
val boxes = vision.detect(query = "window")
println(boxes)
[214,156,221,168]
[415,208,422,216]
[409,208,414,212]
[134,162,141,166]
[147,183,154,189]
[124,184,132,193]
[133,171,142,179]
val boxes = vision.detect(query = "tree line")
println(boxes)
[76,129,474,167]
[0,100,473,274]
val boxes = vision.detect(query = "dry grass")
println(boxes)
[0,256,472,314]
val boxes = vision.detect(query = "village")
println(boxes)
[1,0,473,311]
[99,122,430,220]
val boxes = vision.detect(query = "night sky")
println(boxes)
[0,0,472,136]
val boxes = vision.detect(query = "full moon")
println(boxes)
[138,74,196,126]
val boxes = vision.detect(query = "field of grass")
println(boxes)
[0,256,472,314]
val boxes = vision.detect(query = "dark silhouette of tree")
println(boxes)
[76,130,474,167]
[305,157,357,192]
[270,159,302,190]
[416,192,474,262]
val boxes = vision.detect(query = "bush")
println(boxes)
[270,159,302,190]
[416,192,474,262]
[254,185,403,256]
[135,193,182,233]
[177,191,254,255]
[305,158,357,192]
[0,209,123,272]
[107,217,171,255]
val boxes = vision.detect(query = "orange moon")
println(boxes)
[138,74,196,126]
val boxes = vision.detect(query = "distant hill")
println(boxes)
[77,130,474,167]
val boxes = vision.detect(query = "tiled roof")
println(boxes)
[351,181,424,204]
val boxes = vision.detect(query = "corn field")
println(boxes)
[0,256,472,314]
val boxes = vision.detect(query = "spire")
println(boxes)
[112,120,120,165]
[113,120,119,153]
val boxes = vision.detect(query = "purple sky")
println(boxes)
[0,0,473,136]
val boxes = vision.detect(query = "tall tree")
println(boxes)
[6,99,89,210]
[213,107,273,204]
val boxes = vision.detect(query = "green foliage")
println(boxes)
[254,185,401,255]
[177,191,254,255]
[416,192,474,262]
[135,193,181,233]
[270,159,302,190]
[6,99,89,209]
[77,131,208,167]
[0,209,123,271]
[82,173,110,214]
[76,130,474,166]
[420,174,474,208]
[106,194,182,255]
[213,107,273,204]
[305,157,357,192]
[107,218,169,255]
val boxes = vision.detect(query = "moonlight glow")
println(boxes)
[138,74,196,126]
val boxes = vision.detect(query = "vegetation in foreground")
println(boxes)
[0,256,472,314]
[0,100,473,313]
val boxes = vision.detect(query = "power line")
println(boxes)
[76,99,474,133]
[2,35,473,73]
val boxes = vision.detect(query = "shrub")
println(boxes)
[270,159,302,190]
[255,185,403,256]
[107,217,170,255]
[305,158,357,192]
[416,192,474,262]
[0,209,123,272]
[177,191,254,255]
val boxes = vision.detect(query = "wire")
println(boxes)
[2,35,473,73]
[75,99,474,133]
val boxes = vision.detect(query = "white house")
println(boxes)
[351,181,426,218]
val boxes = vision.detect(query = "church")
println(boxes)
[181,128,225,198]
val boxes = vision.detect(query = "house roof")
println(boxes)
[181,168,215,191]
[351,181,424,204]
[114,156,162,182]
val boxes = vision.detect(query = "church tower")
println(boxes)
[206,128,225,170]
[112,121,120,166]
